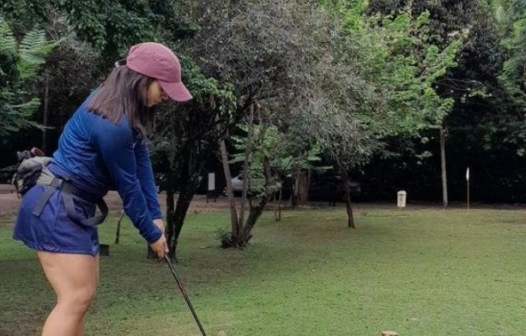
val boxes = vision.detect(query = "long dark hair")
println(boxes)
[88,65,153,138]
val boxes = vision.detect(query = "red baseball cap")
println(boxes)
[125,42,192,102]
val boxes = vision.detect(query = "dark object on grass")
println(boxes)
[164,255,207,336]
[114,210,125,244]
[99,244,110,256]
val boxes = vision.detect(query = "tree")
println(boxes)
[0,1,191,165]
[151,56,236,258]
[0,16,57,144]
[38,13,101,153]
[272,130,329,212]
[314,1,461,221]
[366,0,512,206]
[51,0,193,60]
[270,2,377,228]
[221,120,281,247]
[221,113,328,246]
[180,0,347,246]
[499,0,526,110]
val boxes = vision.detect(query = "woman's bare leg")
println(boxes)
[75,255,99,336]
[38,252,98,336]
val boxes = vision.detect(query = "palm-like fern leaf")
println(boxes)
[0,15,59,143]
[0,17,16,55]
[18,28,56,80]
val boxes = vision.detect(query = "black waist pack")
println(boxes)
[12,156,53,195]
[13,156,108,227]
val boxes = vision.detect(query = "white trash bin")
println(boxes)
[397,190,407,209]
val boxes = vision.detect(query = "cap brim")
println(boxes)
[159,81,193,102]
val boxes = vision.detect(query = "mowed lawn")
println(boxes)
[2,205,526,336]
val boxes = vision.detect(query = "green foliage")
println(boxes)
[0,0,50,37]
[321,0,368,31]
[499,0,526,111]
[0,1,194,60]
[0,16,57,144]
[271,139,330,178]
[230,121,329,197]
[17,28,56,80]
[177,54,236,108]
[0,18,16,53]
[64,0,194,58]
[231,123,281,195]
[311,0,463,175]
[359,11,461,136]
[151,54,236,186]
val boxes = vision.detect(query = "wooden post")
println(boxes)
[381,331,398,336]
[467,179,470,211]
[466,167,470,212]
[440,126,448,209]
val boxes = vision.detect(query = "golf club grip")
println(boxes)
[164,255,208,336]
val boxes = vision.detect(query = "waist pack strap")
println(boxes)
[61,190,109,227]
[32,178,63,218]
[33,177,108,227]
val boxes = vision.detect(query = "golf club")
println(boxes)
[164,254,208,336]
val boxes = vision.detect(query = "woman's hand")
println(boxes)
[150,219,167,258]
[153,219,165,234]
[150,234,168,258]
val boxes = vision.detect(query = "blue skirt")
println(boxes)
[13,185,100,256]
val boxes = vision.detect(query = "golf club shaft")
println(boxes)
[164,255,207,336]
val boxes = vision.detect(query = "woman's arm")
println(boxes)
[92,119,162,243]
[134,140,163,220]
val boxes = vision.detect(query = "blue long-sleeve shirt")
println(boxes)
[48,96,163,243]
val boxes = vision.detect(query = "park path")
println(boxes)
[0,185,229,227]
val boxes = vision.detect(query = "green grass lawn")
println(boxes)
[2,206,526,336]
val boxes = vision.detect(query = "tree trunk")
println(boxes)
[291,166,300,208]
[440,126,449,209]
[148,189,174,260]
[162,189,176,258]
[220,139,240,241]
[297,170,311,205]
[162,143,206,259]
[238,159,272,246]
[239,104,255,229]
[238,194,269,246]
[274,187,283,222]
[341,170,356,229]
[291,169,311,208]
[167,150,203,258]
[278,187,282,221]
[170,180,198,256]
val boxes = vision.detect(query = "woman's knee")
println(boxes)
[38,252,99,315]
[58,285,97,314]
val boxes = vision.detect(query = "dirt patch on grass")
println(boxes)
[0,191,231,228]
[2,187,526,229]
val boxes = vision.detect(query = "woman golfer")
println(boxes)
[13,42,192,336]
